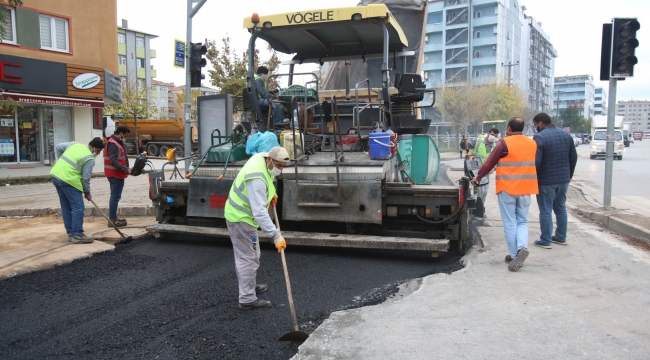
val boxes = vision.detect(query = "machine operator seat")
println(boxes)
[391,73,425,103]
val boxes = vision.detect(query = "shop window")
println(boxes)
[118,33,125,43]
[136,36,145,47]
[1,6,17,44]
[136,58,145,68]
[93,109,103,130]
[119,55,126,65]
[39,14,69,52]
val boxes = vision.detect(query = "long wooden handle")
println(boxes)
[89,198,127,239]
[273,206,299,332]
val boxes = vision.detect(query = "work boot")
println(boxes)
[238,299,271,310]
[505,255,512,263]
[255,284,268,293]
[552,237,567,245]
[70,233,94,244]
[508,248,529,272]
[108,219,127,228]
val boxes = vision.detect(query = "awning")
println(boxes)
[1,92,104,108]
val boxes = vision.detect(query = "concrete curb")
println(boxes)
[0,206,154,218]
[568,204,650,246]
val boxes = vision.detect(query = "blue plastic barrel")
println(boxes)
[369,132,391,160]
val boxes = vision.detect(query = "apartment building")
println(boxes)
[0,0,120,165]
[150,80,175,120]
[594,87,607,116]
[553,74,595,119]
[616,100,650,132]
[117,19,158,117]
[521,14,556,113]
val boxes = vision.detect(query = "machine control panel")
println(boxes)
[464,156,489,186]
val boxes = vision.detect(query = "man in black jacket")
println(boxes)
[531,113,578,249]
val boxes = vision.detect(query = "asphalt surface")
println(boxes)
[0,234,463,360]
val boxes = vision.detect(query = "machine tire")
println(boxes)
[452,211,469,254]
[159,145,171,158]
[146,143,159,157]
[125,142,137,155]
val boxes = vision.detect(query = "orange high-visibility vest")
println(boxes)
[495,135,539,195]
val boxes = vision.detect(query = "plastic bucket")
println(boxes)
[283,131,304,160]
[369,132,392,160]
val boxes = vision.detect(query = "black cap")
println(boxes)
[89,137,105,149]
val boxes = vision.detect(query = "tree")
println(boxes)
[103,74,157,154]
[174,87,201,123]
[0,0,22,41]
[559,106,590,133]
[205,36,280,112]
[486,81,527,121]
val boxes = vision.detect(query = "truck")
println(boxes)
[633,131,643,141]
[147,3,473,255]
[104,117,198,157]
[590,115,624,160]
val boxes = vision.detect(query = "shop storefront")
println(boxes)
[0,55,119,165]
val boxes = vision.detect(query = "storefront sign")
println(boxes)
[1,92,104,108]
[104,69,123,105]
[1,118,14,127]
[0,62,22,83]
[72,73,101,89]
[0,138,14,156]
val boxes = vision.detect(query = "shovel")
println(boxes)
[272,206,309,342]
[89,198,131,240]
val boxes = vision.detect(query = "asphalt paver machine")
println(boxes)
[148,4,472,254]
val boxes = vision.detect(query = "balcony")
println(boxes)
[473,15,498,27]
[136,46,145,58]
[424,42,444,52]
[150,49,156,58]
[422,62,443,71]
[118,65,127,76]
[151,69,157,78]
[137,68,145,79]
[118,43,126,55]
[472,36,497,47]
[472,56,496,66]
[426,23,444,33]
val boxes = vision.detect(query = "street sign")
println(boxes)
[174,39,186,69]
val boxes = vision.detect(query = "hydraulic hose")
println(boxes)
[410,202,465,225]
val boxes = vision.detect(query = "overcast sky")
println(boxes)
[117,0,649,101]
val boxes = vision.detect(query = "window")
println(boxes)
[493,25,497,34]
[120,76,127,86]
[475,70,480,77]
[118,55,126,65]
[1,6,17,44]
[39,14,69,52]
[136,58,145,68]
[475,31,481,39]
[137,78,145,89]
[118,33,125,43]
[424,35,429,44]
[474,51,480,58]
[475,11,481,18]
[136,36,145,47]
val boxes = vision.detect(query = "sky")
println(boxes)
[116,0,650,101]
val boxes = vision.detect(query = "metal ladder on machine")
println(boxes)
[292,95,345,209]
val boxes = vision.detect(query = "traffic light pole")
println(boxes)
[603,78,617,208]
[184,0,207,174]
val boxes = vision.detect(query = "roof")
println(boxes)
[242,4,408,64]
[151,80,175,87]
[118,26,158,39]
[170,85,219,93]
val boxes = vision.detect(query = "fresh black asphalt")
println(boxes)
[0,234,463,359]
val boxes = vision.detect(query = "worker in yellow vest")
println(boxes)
[471,118,538,272]
[50,138,105,244]
[224,146,289,310]
[467,127,500,205]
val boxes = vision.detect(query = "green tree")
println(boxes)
[0,0,22,40]
[558,106,589,132]
[205,36,279,112]
[103,74,157,154]
[174,87,200,123]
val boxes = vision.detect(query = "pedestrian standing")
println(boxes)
[459,134,468,159]
[467,127,500,204]
[224,146,289,309]
[471,118,538,271]
[50,138,105,243]
[531,113,578,249]
[104,126,132,228]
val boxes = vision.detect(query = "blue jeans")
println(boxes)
[53,177,85,235]
[107,177,125,220]
[536,183,569,245]
[259,98,286,125]
[497,191,532,258]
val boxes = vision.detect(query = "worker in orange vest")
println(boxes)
[471,117,538,272]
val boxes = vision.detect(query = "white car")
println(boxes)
[571,134,580,147]
[590,129,624,160]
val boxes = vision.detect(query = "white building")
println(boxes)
[616,100,650,132]
[521,12,557,113]
[150,80,175,120]
[594,87,607,116]
[553,74,595,119]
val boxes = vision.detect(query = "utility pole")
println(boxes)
[184,0,207,174]
[501,61,519,87]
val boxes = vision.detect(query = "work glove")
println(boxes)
[274,234,287,253]
[270,194,278,208]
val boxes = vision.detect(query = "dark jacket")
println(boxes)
[533,125,577,185]
[107,135,130,173]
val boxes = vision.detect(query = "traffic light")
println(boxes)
[610,18,640,78]
[190,42,207,87]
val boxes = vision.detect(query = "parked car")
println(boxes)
[571,134,580,147]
